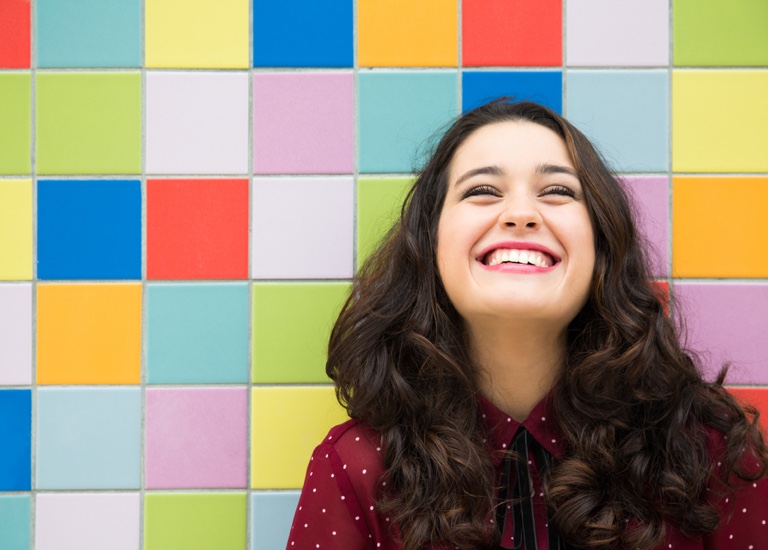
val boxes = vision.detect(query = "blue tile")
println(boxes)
[36,388,141,489]
[36,0,141,67]
[37,180,141,280]
[462,71,563,114]
[0,496,30,550]
[146,283,250,384]
[253,0,353,67]
[0,390,31,491]
[566,70,669,173]
[359,71,458,173]
[251,492,300,550]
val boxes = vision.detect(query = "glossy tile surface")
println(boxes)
[0,180,32,280]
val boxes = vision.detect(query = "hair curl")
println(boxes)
[326,99,768,549]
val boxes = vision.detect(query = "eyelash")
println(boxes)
[460,184,576,200]
[541,185,576,198]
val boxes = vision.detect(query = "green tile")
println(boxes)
[144,493,246,550]
[356,177,413,267]
[252,283,351,383]
[0,74,31,175]
[674,0,768,66]
[37,72,141,174]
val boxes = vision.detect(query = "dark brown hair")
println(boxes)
[327,99,768,549]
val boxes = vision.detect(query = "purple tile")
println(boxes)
[676,283,768,383]
[253,72,354,174]
[621,176,669,277]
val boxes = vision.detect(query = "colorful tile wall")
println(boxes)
[1,1,767,548]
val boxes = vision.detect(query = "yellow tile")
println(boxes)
[251,386,348,489]
[358,0,458,67]
[672,71,768,172]
[145,0,249,68]
[0,180,32,280]
[673,177,768,278]
[37,284,142,384]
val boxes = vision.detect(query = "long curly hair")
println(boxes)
[326,99,768,549]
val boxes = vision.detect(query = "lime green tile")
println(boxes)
[252,283,351,383]
[0,74,31,175]
[37,72,141,174]
[674,0,768,66]
[356,177,413,267]
[144,493,246,550]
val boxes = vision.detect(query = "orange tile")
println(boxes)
[728,388,768,426]
[37,284,141,384]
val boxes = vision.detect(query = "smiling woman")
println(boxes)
[287,99,768,550]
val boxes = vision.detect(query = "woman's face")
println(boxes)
[435,121,596,331]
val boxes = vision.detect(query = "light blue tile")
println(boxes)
[359,71,458,173]
[146,284,249,384]
[251,492,300,550]
[0,495,30,550]
[36,388,141,490]
[36,0,141,67]
[566,70,669,173]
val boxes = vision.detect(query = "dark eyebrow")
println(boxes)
[454,165,504,187]
[536,163,578,178]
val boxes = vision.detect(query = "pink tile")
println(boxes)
[0,284,32,384]
[145,387,248,489]
[621,176,669,277]
[676,283,768,383]
[253,72,354,174]
[35,493,140,550]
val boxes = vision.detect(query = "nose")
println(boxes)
[498,196,542,229]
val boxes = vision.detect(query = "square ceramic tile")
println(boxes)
[0,180,32,280]
[674,0,768,66]
[37,284,141,384]
[146,179,249,279]
[250,492,300,550]
[358,0,457,67]
[36,387,141,489]
[463,0,561,66]
[251,387,348,488]
[36,0,141,67]
[358,71,458,173]
[251,177,354,278]
[37,180,141,280]
[621,177,669,277]
[728,388,768,422]
[145,388,248,489]
[676,284,768,383]
[0,284,32,384]
[252,283,350,383]
[0,74,31,174]
[146,284,249,384]
[145,0,248,68]
[566,70,669,172]
[0,495,30,550]
[672,71,768,172]
[252,72,354,174]
[35,493,140,550]
[356,177,412,265]
[146,72,249,174]
[672,177,768,278]
[36,72,141,175]
[144,493,246,550]
[0,390,31,491]
[566,0,669,66]
[0,0,30,68]
[462,71,562,113]
[252,0,352,67]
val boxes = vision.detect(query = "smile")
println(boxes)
[483,248,553,268]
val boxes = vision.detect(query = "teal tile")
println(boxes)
[250,492,299,550]
[358,70,458,173]
[0,495,30,550]
[146,284,249,384]
[566,70,669,173]
[36,0,141,67]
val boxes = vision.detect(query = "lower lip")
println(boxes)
[479,261,558,273]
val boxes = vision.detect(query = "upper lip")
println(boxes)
[476,241,561,264]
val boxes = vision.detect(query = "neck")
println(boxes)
[468,319,566,422]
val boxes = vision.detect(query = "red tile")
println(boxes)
[0,0,31,68]
[651,280,670,316]
[728,388,768,426]
[147,179,248,280]
[462,0,561,67]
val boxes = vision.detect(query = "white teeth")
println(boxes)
[509,249,519,263]
[484,248,554,267]
[518,251,529,264]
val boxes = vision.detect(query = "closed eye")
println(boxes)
[461,184,501,200]
[541,185,576,198]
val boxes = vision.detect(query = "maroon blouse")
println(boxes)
[288,395,768,549]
